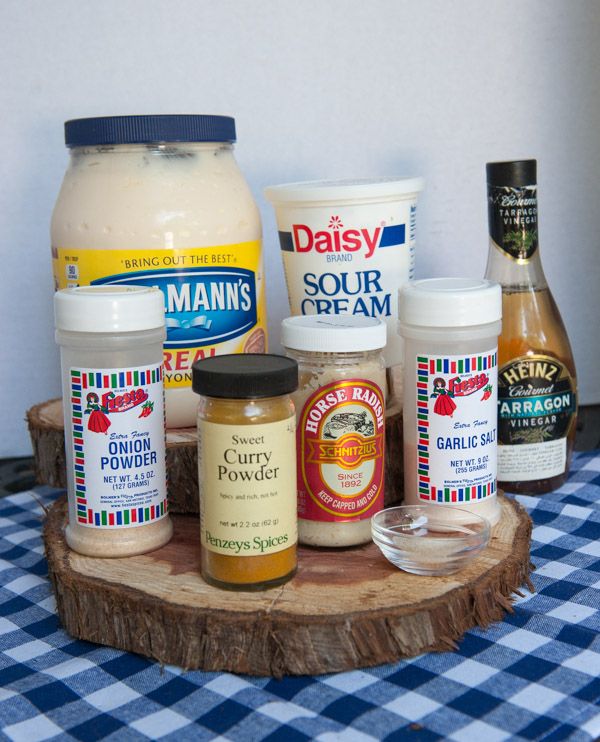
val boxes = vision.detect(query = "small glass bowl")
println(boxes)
[371,505,490,576]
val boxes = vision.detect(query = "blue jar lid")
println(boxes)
[64,115,236,147]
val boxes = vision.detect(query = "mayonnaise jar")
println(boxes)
[52,115,266,428]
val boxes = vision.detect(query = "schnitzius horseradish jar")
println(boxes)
[282,315,387,546]
[399,278,502,525]
[55,286,172,557]
[52,115,266,429]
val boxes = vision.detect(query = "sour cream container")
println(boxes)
[52,115,266,429]
[265,177,424,405]
[399,278,502,526]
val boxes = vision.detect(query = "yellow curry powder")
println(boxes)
[192,355,298,591]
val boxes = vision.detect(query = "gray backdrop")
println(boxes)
[2,0,598,456]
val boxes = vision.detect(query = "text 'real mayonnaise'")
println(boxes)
[52,115,266,428]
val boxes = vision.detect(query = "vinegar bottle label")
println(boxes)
[497,354,577,481]
[488,184,538,261]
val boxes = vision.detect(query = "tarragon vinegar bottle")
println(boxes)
[484,160,577,494]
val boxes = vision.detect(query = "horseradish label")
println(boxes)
[297,379,385,522]
[198,418,297,556]
[416,351,498,503]
[69,365,167,528]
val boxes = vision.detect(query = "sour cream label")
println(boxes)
[68,365,167,528]
[276,201,417,367]
[417,351,498,503]
[298,379,385,522]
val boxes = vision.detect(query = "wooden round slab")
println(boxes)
[28,399,404,512]
[44,496,533,677]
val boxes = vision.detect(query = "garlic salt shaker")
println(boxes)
[399,278,502,526]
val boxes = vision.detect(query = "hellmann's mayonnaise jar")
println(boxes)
[52,115,266,428]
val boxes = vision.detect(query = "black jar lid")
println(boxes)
[486,159,537,187]
[64,115,236,147]
[192,354,298,399]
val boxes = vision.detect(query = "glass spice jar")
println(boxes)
[281,315,387,547]
[192,354,298,590]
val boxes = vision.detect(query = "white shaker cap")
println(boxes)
[281,314,386,352]
[399,278,502,327]
[54,286,165,333]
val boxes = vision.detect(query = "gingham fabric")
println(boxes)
[1,451,599,742]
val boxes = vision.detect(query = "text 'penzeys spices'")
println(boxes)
[192,354,298,590]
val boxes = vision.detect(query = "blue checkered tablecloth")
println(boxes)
[0,452,599,741]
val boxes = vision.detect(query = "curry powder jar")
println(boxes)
[192,354,298,590]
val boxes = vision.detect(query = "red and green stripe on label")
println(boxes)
[77,499,168,526]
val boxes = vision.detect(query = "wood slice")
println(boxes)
[44,495,533,677]
[28,399,404,512]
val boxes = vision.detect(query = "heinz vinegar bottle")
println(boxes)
[484,160,577,494]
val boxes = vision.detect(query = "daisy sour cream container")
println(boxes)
[399,278,502,526]
[265,177,424,406]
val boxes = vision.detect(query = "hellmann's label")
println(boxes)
[298,379,385,522]
[497,354,577,481]
[276,200,418,367]
[53,243,267,389]
[198,418,297,557]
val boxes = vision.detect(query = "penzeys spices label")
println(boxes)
[198,418,297,556]
[497,354,577,481]
[297,379,385,521]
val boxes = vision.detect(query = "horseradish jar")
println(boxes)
[55,286,172,557]
[282,315,387,546]
[52,115,266,429]
[399,278,502,526]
